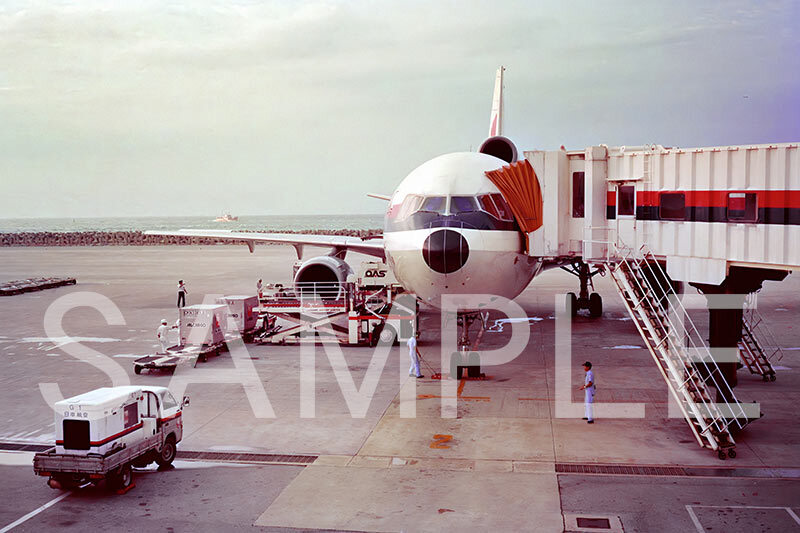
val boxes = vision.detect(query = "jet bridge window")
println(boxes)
[572,172,585,218]
[477,194,514,222]
[617,185,636,217]
[659,193,686,220]
[727,192,757,222]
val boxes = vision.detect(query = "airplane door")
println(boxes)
[615,184,638,250]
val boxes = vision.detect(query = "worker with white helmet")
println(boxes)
[157,319,170,354]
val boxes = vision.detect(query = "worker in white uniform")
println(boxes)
[579,361,595,423]
[177,280,188,308]
[157,319,170,354]
[407,335,423,378]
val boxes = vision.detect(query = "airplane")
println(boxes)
[148,67,558,312]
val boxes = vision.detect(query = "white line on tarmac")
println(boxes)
[0,491,70,533]
[686,505,800,531]
[685,505,704,533]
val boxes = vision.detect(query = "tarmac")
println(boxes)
[0,245,799,532]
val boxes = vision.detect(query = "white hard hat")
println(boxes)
[161,319,167,324]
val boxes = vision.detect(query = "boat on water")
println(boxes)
[214,213,239,222]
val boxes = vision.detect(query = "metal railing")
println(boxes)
[744,293,785,363]
[610,243,749,450]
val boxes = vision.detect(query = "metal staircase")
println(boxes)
[738,294,783,382]
[607,245,750,459]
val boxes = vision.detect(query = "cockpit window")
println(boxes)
[478,194,514,222]
[419,196,446,214]
[395,194,423,220]
[450,196,479,214]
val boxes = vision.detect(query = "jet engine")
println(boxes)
[293,255,353,299]
[478,135,518,164]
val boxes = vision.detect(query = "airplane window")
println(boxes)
[450,196,478,214]
[397,195,424,219]
[419,196,446,214]
[478,195,501,219]
[478,194,514,222]
[490,193,514,221]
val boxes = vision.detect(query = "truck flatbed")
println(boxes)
[34,434,161,477]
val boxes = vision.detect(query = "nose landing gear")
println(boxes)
[562,260,604,318]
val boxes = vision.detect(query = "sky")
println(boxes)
[1,0,798,218]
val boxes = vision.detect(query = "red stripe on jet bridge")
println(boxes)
[607,190,800,209]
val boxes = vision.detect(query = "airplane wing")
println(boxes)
[144,229,385,259]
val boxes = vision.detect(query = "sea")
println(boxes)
[0,215,384,234]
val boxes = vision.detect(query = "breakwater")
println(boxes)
[0,229,382,247]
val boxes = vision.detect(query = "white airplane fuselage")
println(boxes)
[382,152,542,307]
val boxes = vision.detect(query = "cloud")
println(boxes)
[0,0,798,218]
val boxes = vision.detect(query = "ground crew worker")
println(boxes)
[157,319,170,354]
[407,335,423,378]
[579,361,595,423]
[257,279,263,298]
[177,280,187,307]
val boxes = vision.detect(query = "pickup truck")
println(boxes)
[33,385,189,492]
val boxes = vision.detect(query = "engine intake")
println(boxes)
[478,135,518,163]
[293,256,353,300]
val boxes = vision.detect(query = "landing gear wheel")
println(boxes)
[727,449,737,459]
[567,293,578,318]
[589,293,603,318]
[718,450,727,460]
[134,365,142,375]
[109,463,133,491]
[769,374,776,382]
[155,435,177,467]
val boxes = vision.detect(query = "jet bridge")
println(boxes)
[520,141,799,458]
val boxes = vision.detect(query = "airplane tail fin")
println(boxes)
[488,66,505,137]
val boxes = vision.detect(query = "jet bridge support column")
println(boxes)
[692,266,788,403]
[583,146,609,260]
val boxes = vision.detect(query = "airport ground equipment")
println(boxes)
[133,341,228,373]
[33,386,189,492]
[255,278,416,346]
[608,245,751,459]
[737,295,783,381]
[215,295,260,340]
[180,304,226,346]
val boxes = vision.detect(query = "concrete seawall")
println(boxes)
[0,229,382,247]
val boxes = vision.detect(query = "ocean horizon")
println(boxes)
[0,214,384,234]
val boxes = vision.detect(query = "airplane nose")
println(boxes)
[422,229,469,274]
